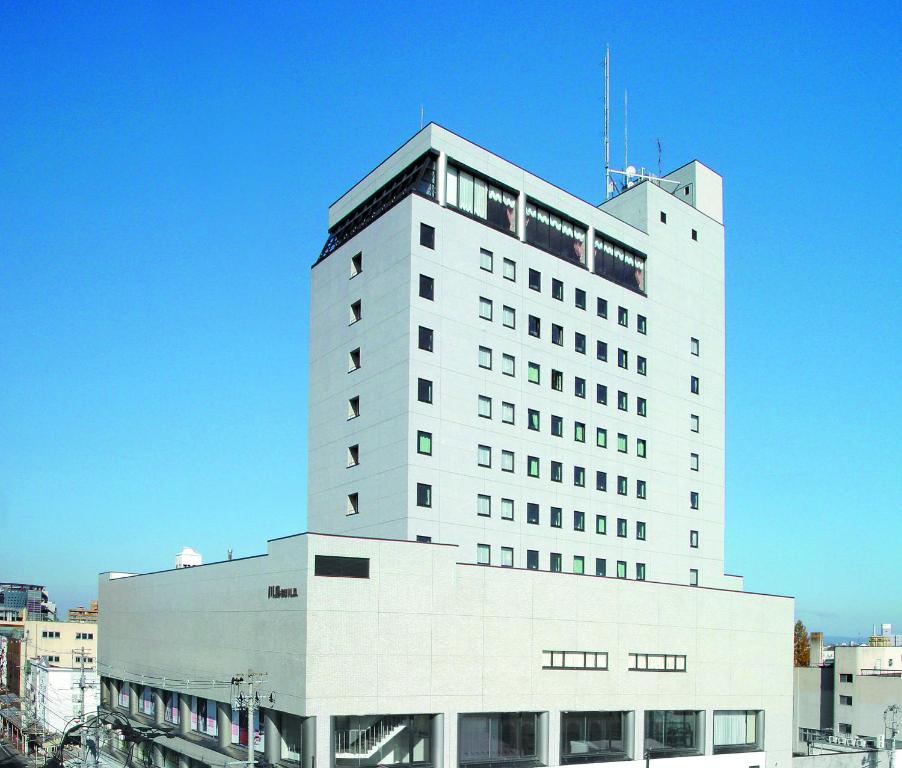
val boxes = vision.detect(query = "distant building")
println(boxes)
[26,659,99,736]
[0,583,55,622]
[68,600,99,623]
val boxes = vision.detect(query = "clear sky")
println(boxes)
[1,1,899,638]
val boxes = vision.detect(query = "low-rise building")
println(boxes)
[68,601,99,623]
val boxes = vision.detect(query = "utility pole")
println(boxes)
[78,646,87,768]
[232,671,267,768]
[887,705,901,768]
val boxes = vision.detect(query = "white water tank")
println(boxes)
[175,547,202,569]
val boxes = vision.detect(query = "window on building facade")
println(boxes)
[501,401,515,424]
[503,257,516,281]
[528,409,540,431]
[350,251,362,277]
[551,461,563,482]
[347,493,359,515]
[551,323,564,346]
[574,510,585,531]
[528,315,541,338]
[575,332,586,354]
[527,456,540,478]
[348,444,360,467]
[595,559,607,577]
[527,503,539,525]
[528,362,541,384]
[596,471,607,492]
[551,507,562,528]
[637,314,647,334]
[349,347,361,372]
[417,431,432,455]
[690,568,699,586]
[479,297,493,321]
[575,288,586,310]
[574,377,586,398]
[596,515,607,535]
[525,202,587,266]
[349,300,362,325]
[617,433,628,453]
[618,348,628,369]
[573,556,585,574]
[691,337,699,356]
[645,711,703,758]
[597,384,608,405]
[690,530,699,548]
[637,479,647,499]
[501,450,514,472]
[551,369,563,391]
[637,438,647,458]
[419,274,434,300]
[597,340,608,361]
[690,453,699,471]
[477,494,491,517]
[637,521,646,540]
[477,444,492,467]
[637,356,647,375]
[574,466,585,487]
[503,305,515,328]
[527,550,539,569]
[596,427,607,448]
[420,223,435,248]
[713,711,763,754]
[416,483,432,507]
[574,422,585,442]
[502,353,515,376]
[616,561,627,579]
[636,563,646,581]
[597,297,608,318]
[477,543,491,565]
[617,477,627,496]
[637,397,647,417]
[446,165,517,234]
[478,395,492,419]
[595,237,646,293]
[691,413,699,432]
[617,518,627,537]
[529,268,541,292]
[552,278,563,300]
[690,491,700,509]
[551,415,563,437]
[417,378,433,403]
[501,498,514,520]
[459,713,538,767]
[478,346,492,369]
[501,547,514,567]
[551,553,562,572]
[418,326,434,351]
[618,306,629,327]
[480,248,493,272]
[617,391,628,411]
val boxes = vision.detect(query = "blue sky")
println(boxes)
[1,1,899,637]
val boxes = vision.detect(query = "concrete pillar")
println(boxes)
[177,754,190,768]
[536,712,549,766]
[545,710,559,767]
[217,701,232,750]
[634,710,645,761]
[313,715,331,768]
[153,689,165,725]
[264,709,281,764]
[445,712,457,768]
[302,716,317,768]
[128,683,138,717]
[704,710,713,756]
[178,694,191,736]
[152,743,164,768]
[110,680,119,709]
[585,226,595,272]
[437,152,447,207]
[517,191,527,242]
[430,714,443,768]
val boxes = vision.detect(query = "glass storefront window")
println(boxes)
[713,711,762,753]
[334,715,432,768]
[459,713,541,768]
[644,711,702,758]
[561,712,629,763]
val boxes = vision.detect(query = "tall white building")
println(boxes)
[98,125,793,768]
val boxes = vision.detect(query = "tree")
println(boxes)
[794,619,811,666]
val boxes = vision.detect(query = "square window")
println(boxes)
[478,346,492,369]
[502,305,516,328]
[349,347,361,372]
[574,466,585,487]
[349,299,362,324]
[596,514,607,535]
[690,529,699,548]
[529,268,541,291]
[417,431,432,455]
[595,557,607,576]
[617,518,627,537]
[690,491,700,509]
[637,397,647,417]
[617,391,628,411]
[551,324,564,346]
[575,332,586,354]
[689,568,698,586]
[691,229,698,241]
[528,362,541,384]
[551,415,563,437]
[552,278,563,300]
[596,471,607,491]
[617,433,628,453]
[351,252,362,277]
[636,480,647,499]
[551,507,562,528]
[691,413,699,432]
[420,223,435,248]
[527,549,539,569]
[347,492,359,515]
[596,340,608,361]
[637,314,647,335]
[527,502,539,524]
[527,456,540,478]
[501,547,514,567]
[637,438,647,458]
[618,306,628,327]
[501,498,514,519]
[551,369,563,391]
[551,461,563,482]
[597,297,608,318]
[573,556,585,575]
[417,378,433,404]
[574,377,586,398]
[347,444,360,467]
[502,257,516,281]
[479,296,493,321]
[478,395,492,419]
[480,248,493,272]
[596,427,607,448]
[348,396,360,419]
[636,563,646,581]
[528,315,541,337]
[476,543,490,565]
[477,444,492,467]
[550,553,562,572]
[574,510,585,531]
[416,483,432,507]
[502,353,515,376]
[691,337,700,356]
[501,401,515,424]
[501,449,514,472]
[575,288,587,310]
[690,452,699,471]
[477,494,491,517]
[597,384,608,405]
[617,476,628,496]
[419,274,434,300]
[637,356,647,375]
[618,348,628,369]
[574,422,585,442]
[691,375,700,394]
[660,211,667,224]
[617,561,626,579]
[528,409,540,431]
[418,326,434,352]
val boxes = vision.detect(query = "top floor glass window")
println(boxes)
[446,163,517,235]
[525,201,586,266]
[594,235,646,294]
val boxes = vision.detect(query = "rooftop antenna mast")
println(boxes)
[420,104,424,130]
[624,89,629,190]
[603,46,611,200]
[657,139,663,177]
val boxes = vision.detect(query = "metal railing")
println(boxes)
[334,716,406,757]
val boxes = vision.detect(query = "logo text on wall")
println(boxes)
[267,585,298,599]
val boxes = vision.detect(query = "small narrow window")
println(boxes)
[501,547,514,567]
[351,252,362,277]
[574,510,585,531]
[501,449,514,472]
[689,568,698,586]
[597,384,608,405]
[476,543,491,565]
[527,456,540,478]
[637,356,647,376]
[551,369,562,391]
[575,332,586,354]
[617,477,627,496]
[574,466,585,487]
[690,491,700,509]
[574,377,586,398]
[348,347,361,372]
[527,550,539,569]
[477,494,491,517]
[477,395,492,419]
[417,378,433,404]
[552,278,563,301]
[575,288,586,309]
[347,444,360,467]
[596,340,608,361]
[618,348,628,369]
[501,498,514,520]
[502,257,516,281]
[636,479,647,499]
[550,553,562,572]
[574,422,585,442]
[551,415,563,437]
[617,391,628,411]
[347,493,359,515]
[637,397,647,417]
[420,223,435,248]
[617,433,628,453]
[596,471,607,492]
[596,514,607,535]
[597,297,608,318]
[617,561,627,579]
[528,408,540,431]
[419,274,434,300]
[690,530,699,548]
[691,229,698,241]
[660,211,667,224]
[528,315,541,338]
[690,452,699,471]
[637,315,647,334]
[617,518,627,537]
[636,521,646,540]
[478,346,492,369]
[348,396,360,419]
[551,324,563,346]
[417,431,432,455]
[502,305,515,328]
[573,556,585,575]
[480,248,493,272]
[596,427,607,448]
[691,337,700,356]
[691,376,700,394]
[527,503,539,524]
[418,326,434,351]
[636,563,646,581]
[551,506,562,528]
[529,268,541,291]
[618,306,628,327]
[595,558,607,576]
[551,461,563,483]
[501,401,515,424]
[502,353,515,376]
[528,362,541,384]
[637,438,647,458]
[416,483,432,507]
[479,297,493,321]
[349,300,362,324]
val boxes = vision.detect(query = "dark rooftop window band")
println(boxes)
[446,161,518,237]
[314,555,370,578]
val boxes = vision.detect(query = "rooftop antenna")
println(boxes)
[657,139,663,178]
[603,46,611,200]
[420,105,424,130]
[624,89,629,190]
